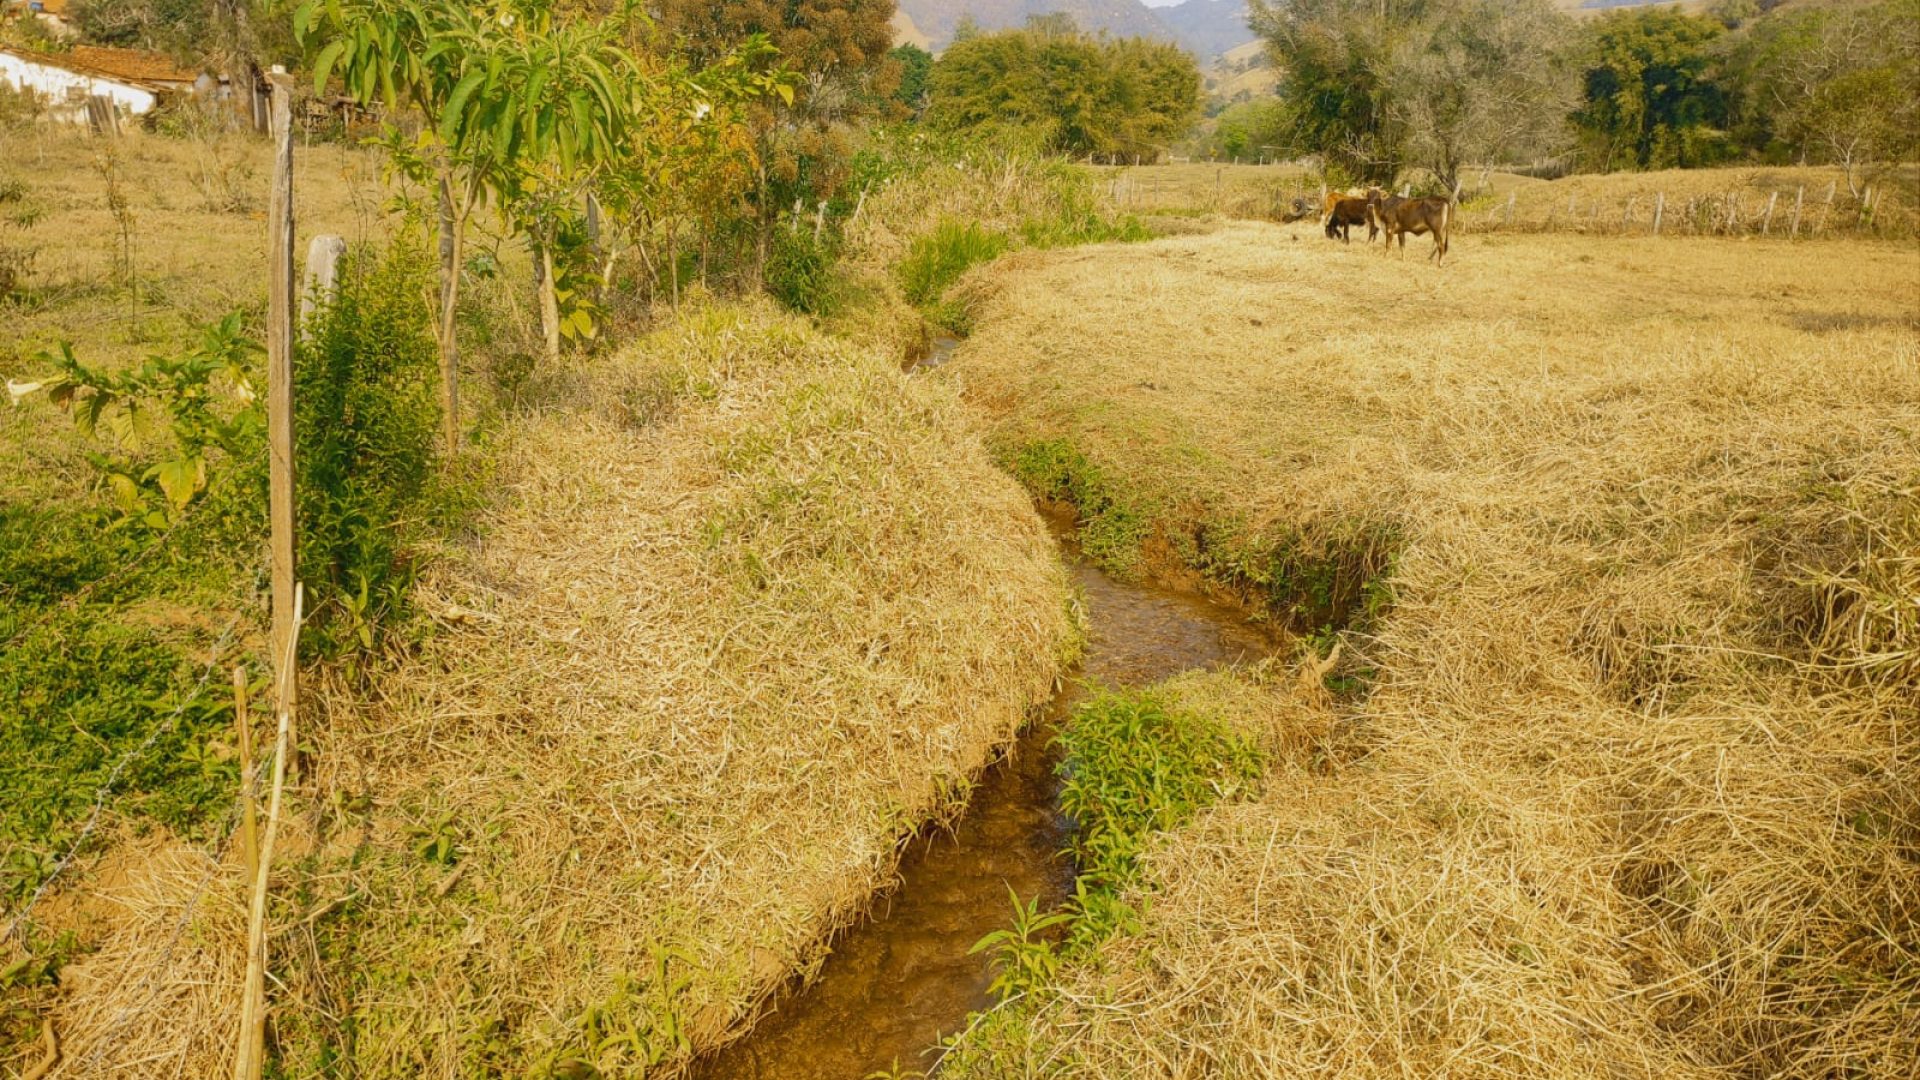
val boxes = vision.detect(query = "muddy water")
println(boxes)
[903,334,962,373]
[691,511,1274,1080]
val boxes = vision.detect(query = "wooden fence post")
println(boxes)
[265,67,298,736]
[1790,185,1804,237]
[1762,191,1778,235]
[1505,191,1515,227]
[1652,192,1664,236]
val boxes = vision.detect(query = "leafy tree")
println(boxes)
[654,0,897,274]
[1248,0,1412,185]
[891,43,932,114]
[1382,0,1574,194]
[298,0,641,422]
[1720,0,1919,190]
[1571,7,1730,171]
[925,25,1199,161]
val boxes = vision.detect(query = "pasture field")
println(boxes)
[1086,159,1919,241]
[936,225,1919,1076]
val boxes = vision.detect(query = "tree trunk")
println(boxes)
[537,238,561,365]
[435,174,462,458]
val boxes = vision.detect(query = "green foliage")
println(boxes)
[0,612,237,893]
[890,43,932,114]
[1571,7,1731,171]
[765,223,840,316]
[1008,439,1151,577]
[1718,0,1919,185]
[22,314,261,529]
[1057,689,1262,904]
[969,885,1072,997]
[895,218,1006,330]
[925,24,1201,161]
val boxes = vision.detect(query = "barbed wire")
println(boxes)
[1,616,242,946]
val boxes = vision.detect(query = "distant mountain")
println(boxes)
[895,0,1180,51]
[1154,0,1257,61]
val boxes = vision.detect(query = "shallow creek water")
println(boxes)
[689,510,1275,1079]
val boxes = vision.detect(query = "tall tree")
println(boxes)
[925,24,1199,161]
[1248,0,1417,185]
[1382,0,1574,194]
[1571,7,1729,171]
[891,43,933,114]
[653,0,899,272]
[1720,0,1919,189]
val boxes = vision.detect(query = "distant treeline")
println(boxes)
[1200,0,1920,191]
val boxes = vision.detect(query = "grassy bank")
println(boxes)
[36,300,1073,1075]
[937,225,1919,1076]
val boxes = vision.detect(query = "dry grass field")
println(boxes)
[936,225,1919,1077]
[1084,160,1918,242]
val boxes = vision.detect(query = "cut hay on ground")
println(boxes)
[48,300,1071,1076]
[940,226,1919,1077]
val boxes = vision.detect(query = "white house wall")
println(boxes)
[0,52,157,118]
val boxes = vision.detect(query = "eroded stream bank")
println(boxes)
[692,508,1277,1079]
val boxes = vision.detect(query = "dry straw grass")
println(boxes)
[940,225,1919,1077]
[231,300,1065,1075]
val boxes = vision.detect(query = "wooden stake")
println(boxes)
[265,67,298,730]
[236,588,301,1080]
[234,666,256,891]
[1652,192,1664,236]
[1505,191,1515,226]
[1790,185,1804,237]
[1762,191,1778,235]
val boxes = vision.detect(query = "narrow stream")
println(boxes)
[690,503,1276,1078]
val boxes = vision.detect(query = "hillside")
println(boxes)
[897,0,1178,49]
[1152,0,1256,59]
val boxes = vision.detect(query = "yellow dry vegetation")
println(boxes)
[940,225,1919,1076]
[43,300,1073,1075]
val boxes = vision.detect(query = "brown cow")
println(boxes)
[1323,190,1376,243]
[1368,191,1451,264]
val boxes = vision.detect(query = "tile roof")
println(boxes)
[37,45,201,86]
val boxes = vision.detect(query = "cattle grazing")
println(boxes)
[1367,191,1451,264]
[1323,190,1376,243]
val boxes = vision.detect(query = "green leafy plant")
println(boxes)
[15,312,261,528]
[969,885,1072,998]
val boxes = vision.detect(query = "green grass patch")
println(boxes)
[1008,438,1153,578]
[1010,437,1400,643]
[972,688,1261,998]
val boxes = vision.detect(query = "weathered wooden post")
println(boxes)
[1790,185,1804,237]
[1216,166,1222,209]
[1762,191,1778,235]
[299,235,346,333]
[266,66,298,710]
[1652,192,1664,236]
[1505,191,1515,227]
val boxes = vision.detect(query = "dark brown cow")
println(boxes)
[1323,191,1376,243]
[1368,191,1451,264]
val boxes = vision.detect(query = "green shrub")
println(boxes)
[765,224,840,316]
[210,233,472,659]
[897,218,1007,311]
[972,688,1261,995]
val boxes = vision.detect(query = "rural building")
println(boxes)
[0,43,203,122]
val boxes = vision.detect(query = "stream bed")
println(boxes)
[690,510,1275,1079]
